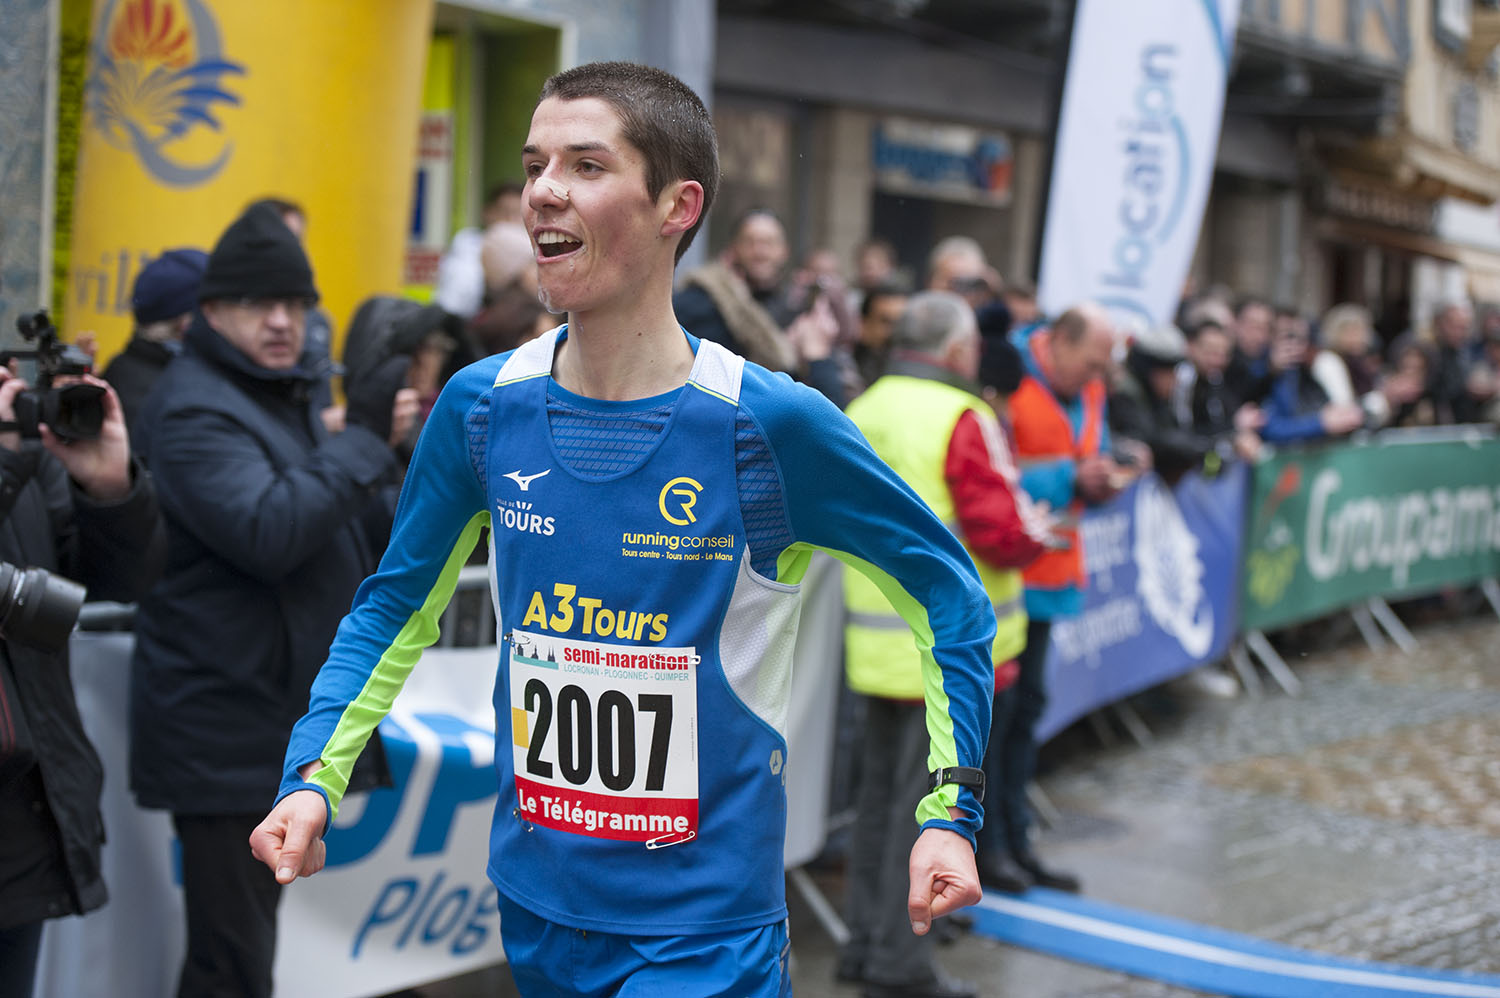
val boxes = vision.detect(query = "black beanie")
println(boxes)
[198,202,319,305]
[979,333,1024,397]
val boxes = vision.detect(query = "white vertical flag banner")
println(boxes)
[1037,0,1241,329]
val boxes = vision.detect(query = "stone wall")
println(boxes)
[0,0,52,351]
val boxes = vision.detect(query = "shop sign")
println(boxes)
[1318,178,1435,233]
[872,117,1012,206]
[405,110,453,287]
[405,36,456,291]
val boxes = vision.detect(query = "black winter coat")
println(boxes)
[101,334,175,443]
[0,446,164,929]
[1109,355,1218,483]
[130,316,395,814]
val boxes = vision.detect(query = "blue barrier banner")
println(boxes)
[1037,464,1246,742]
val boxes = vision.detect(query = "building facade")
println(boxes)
[20,0,1500,348]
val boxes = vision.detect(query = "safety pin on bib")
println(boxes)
[646,829,697,850]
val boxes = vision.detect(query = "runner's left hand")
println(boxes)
[907,825,982,935]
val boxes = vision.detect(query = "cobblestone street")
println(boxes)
[423,614,1500,997]
[797,614,1500,997]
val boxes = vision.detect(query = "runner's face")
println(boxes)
[522,97,668,315]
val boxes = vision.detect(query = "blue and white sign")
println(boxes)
[1038,464,1246,742]
[38,555,849,998]
[1037,0,1241,329]
[873,117,1013,206]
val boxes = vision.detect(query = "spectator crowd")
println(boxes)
[6,170,1500,998]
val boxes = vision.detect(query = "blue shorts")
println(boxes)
[498,893,792,997]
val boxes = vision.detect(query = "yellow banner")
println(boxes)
[66,0,435,368]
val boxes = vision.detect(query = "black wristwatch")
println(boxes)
[927,766,985,803]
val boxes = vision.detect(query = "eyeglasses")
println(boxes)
[229,297,313,317]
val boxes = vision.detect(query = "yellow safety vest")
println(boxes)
[844,374,1029,699]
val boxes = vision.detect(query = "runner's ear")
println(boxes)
[658,180,704,242]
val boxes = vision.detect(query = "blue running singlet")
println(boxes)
[278,327,995,936]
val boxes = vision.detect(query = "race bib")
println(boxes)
[508,630,699,847]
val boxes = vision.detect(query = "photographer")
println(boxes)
[0,365,165,997]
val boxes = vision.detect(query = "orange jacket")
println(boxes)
[1008,331,1106,597]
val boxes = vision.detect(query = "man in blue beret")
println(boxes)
[101,248,208,440]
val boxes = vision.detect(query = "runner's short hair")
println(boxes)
[539,62,720,262]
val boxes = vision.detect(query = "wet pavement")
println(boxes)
[415,613,1500,997]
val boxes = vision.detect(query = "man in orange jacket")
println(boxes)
[985,302,1123,893]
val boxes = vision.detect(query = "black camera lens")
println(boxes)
[0,561,87,653]
[47,383,107,441]
[8,384,105,442]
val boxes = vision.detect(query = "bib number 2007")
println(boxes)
[523,680,672,794]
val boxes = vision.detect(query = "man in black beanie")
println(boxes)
[128,202,408,998]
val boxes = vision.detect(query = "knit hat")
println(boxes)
[198,202,319,304]
[132,248,208,324]
[979,333,1024,396]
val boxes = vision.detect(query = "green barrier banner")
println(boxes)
[1243,432,1500,631]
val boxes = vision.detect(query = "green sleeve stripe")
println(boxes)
[774,542,816,585]
[805,544,963,826]
[310,511,489,818]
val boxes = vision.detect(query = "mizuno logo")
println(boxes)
[504,469,551,492]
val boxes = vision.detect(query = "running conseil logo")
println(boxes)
[86,0,246,188]
[658,477,703,526]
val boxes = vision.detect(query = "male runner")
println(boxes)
[251,62,992,996]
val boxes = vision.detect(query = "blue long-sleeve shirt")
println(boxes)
[273,330,995,933]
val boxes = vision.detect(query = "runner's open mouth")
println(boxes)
[538,234,583,258]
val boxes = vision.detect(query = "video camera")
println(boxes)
[1,310,105,441]
[0,560,86,653]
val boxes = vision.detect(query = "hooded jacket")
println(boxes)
[129,314,394,813]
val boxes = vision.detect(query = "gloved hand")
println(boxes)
[344,355,411,445]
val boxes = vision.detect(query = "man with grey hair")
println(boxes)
[841,291,1050,998]
[926,236,995,307]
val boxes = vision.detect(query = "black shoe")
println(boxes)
[1012,849,1081,892]
[862,970,978,998]
[976,851,1033,893]
[835,947,866,983]
[930,912,966,942]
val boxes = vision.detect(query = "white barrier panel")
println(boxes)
[35,632,185,998]
[275,646,508,996]
[782,552,844,869]
[38,553,844,998]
